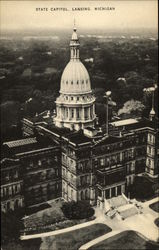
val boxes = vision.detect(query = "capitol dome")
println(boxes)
[60,60,92,94]
[54,25,96,131]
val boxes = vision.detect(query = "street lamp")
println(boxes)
[143,84,157,121]
[104,91,111,137]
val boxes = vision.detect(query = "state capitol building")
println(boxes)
[1,26,158,213]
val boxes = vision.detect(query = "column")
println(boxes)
[110,188,112,198]
[60,107,62,119]
[88,106,91,120]
[63,108,65,119]
[68,108,70,120]
[115,186,118,196]
[82,107,85,120]
[121,185,125,193]
[93,104,95,116]
[102,190,104,201]
[74,108,77,121]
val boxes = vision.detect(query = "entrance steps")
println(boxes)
[105,195,140,220]
[107,195,128,208]
[117,203,139,220]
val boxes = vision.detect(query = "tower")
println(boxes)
[54,26,96,131]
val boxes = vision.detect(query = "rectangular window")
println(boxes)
[71,109,74,118]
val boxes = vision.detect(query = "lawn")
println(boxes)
[40,223,111,250]
[23,199,95,234]
[24,199,65,228]
[89,230,159,250]
[149,201,159,213]
[2,239,42,250]
[155,218,159,228]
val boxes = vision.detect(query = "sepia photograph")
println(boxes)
[0,0,158,249]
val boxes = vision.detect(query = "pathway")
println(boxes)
[142,196,159,207]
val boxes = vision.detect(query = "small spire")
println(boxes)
[73,18,76,31]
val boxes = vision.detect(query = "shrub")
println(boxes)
[129,176,154,200]
[61,200,94,220]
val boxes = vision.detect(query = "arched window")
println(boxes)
[71,189,73,199]
[85,189,89,199]
[7,202,10,211]
[81,190,84,200]
[15,199,19,209]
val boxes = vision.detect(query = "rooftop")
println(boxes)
[63,130,92,145]
[95,135,124,146]
[110,118,139,127]
[1,158,20,167]
[3,137,37,148]
[110,118,158,133]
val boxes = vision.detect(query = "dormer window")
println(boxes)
[77,80,79,84]
[66,81,68,84]
[71,81,73,84]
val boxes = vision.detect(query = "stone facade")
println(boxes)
[1,158,24,213]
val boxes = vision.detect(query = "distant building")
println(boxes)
[1,27,158,213]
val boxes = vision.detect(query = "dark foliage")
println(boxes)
[129,176,154,200]
[1,209,25,244]
[155,218,159,228]
[149,201,159,213]
[25,203,51,216]
[145,240,159,250]
[61,200,94,220]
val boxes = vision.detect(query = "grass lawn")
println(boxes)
[24,199,65,228]
[89,231,159,250]
[2,239,42,250]
[149,201,159,213]
[155,218,159,228]
[23,199,96,234]
[40,223,111,250]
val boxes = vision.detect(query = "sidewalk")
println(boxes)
[142,197,159,207]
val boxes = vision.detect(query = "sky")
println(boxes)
[0,0,158,32]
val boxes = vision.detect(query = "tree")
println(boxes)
[118,99,145,117]
[1,209,24,244]
[61,201,94,220]
[129,176,154,200]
